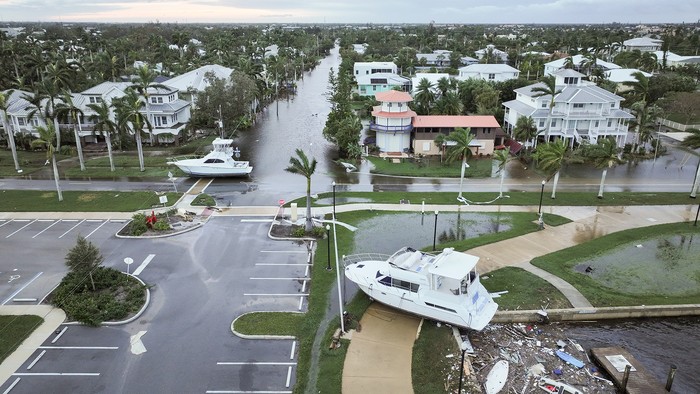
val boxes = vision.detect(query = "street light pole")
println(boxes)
[433,210,439,251]
[326,224,332,270]
[458,341,468,393]
[538,180,545,230]
[332,181,336,220]
[332,217,345,333]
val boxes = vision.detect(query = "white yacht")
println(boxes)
[168,138,252,177]
[344,247,498,331]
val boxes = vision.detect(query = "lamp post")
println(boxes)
[433,210,439,251]
[326,225,332,270]
[538,180,545,230]
[332,181,336,220]
[458,341,469,393]
[332,217,345,332]
[124,257,133,275]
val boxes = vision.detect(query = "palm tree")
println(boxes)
[285,149,317,232]
[591,138,624,198]
[0,90,21,172]
[131,65,168,146]
[563,57,575,69]
[623,71,651,107]
[630,102,663,154]
[88,101,117,172]
[33,123,62,201]
[533,139,567,199]
[681,128,700,149]
[443,127,475,202]
[56,92,86,171]
[434,91,463,115]
[115,89,150,172]
[414,78,435,115]
[513,115,538,154]
[493,149,511,198]
[531,75,562,141]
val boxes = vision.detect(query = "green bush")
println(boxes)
[50,267,147,326]
[312,226,327,238]
[153,220,170,231]
[291,226,306,237]
[129,214,148,236]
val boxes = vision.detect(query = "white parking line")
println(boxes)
[2,272,43,305]
[243,294,308,297]
[205,391,292,394]
[85,220,109,238]
[38,346,118,350]
[255,264,312,266]
[289,342,296,360]
[298,297,304,311]
[2,377,20,394]
[132,254,156,276]
[12,373,100,376]
[26,350,46,370]
[58,219,85,238]
[285,365,292,388]
[240,219,274,223]
[51,327,67,343]
[33,220,60,238]
[85,219,103,222]
[5,219,37,238]
[249,278,310,281]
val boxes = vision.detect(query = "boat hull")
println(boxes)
[170,162,253,177]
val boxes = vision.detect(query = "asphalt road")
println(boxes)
[0,217,309,394]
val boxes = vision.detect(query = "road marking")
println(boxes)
[2,377,20,394]
[260,250,306,254]
[110,219,127,223]
[301,280,307,292]
[85,220,109,238]
[2,272,43,305]
[62,220,78,222]
[243,294,308,297]
[249,278,310,281]
[26,350,46,370]
[51,327,67,344]
[289,341,296,360]
[37,219,53,222]
[217,362,297,366]
[12,373,100,376]
[86,219,102,222]
[304,266,309,277]
[12,219,29,222]
[285,365,292,388]
[255,264,312,266]
[12,298,37,302]
[130,331,147,355]
[58,219,85,238]
[240,219,274,223]
[0,220,10,229]
[38,346,118,350]
[132,254,156,276]
[6,219,37,238]
[33,220,60,238]
[297,297,304,311]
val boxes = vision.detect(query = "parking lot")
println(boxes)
[0,217,310,393]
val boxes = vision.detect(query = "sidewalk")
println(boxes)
[341,203,696,394]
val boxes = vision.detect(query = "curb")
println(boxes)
[230,311,303,340]
[115,217,207,239]
[491,303,700,324]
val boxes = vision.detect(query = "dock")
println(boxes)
[590,347,666,393]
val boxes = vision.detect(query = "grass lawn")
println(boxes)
[0,149,70,176]
[367,156,493,177]
[0,190,181,212]
[412,321,463,394]
[532,222,700,307]
[303,191,696,207]
[64,153,186,178]
[0,315,44,363]
[191,193,216,206]
[233,312,304,336]
[482,267,571,310]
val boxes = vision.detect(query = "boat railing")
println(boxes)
[343,253,391,267]
[167,154,203,162]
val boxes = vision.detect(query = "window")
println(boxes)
[18,118,25,126]
[387,103,392,108]
[594,121,599,127]
[31,118,39,126]
[610,103,615,108]
[488,73,495,80]
[398,103,403,108]
[607,120,612,127]
[171,113,178,122]
[370,78,387,84]
[151,97,163,104]
[541,102,547,108]
[169,94,175,101]
[539,120,545,127]
[551,120,557,127]
[573,103,584,109]
[153,116,168,127]
[355,70,358,74]
[564,77,579,85]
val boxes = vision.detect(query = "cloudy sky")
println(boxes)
[0,0,696,24]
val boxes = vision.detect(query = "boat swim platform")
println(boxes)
[590,347,666,394]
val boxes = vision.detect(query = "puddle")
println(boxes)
[352,212,513,254]
[573,234,700,296]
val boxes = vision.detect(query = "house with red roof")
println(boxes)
[370,91,505,156]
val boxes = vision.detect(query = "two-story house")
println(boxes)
[543,55,621,77]
[353,62,398,77]
[502,69,634,147]
[370,90,415,153]
[355,73,411,96]
[622,37,663,53]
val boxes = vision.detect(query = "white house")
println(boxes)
[415,50,452,68]
[411,73,451,95]
[457,64,520,82]
[543,55,621,76]
[353,61,398,77]
[474,45,508,63]
[355,73,410,96]
[163,64,234,104]
[623,37,663,52]
[2,89,47,137]
[352,43,368,54]
[653,51,700,68]
[370,90,415,153]
[502,69,634,147]
[604,69,652,92]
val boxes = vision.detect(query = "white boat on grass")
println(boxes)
[344,247,498,331]
[168,138,252,177]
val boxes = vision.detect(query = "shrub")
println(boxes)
[129,214,148,236]
[312,226,327,238]
[153,220,171,231]
[291,226,306,237]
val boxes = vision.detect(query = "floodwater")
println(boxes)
[567,317,700,393]
[573,233,700,295]
[350,212,512,255]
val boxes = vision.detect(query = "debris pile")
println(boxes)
[462,323,616,393]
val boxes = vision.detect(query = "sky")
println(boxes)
[0,0,697,24]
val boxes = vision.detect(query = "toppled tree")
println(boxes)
[65,235,103,291]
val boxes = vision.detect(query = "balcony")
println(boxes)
[369,123,413,133]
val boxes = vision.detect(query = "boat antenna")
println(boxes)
[217,105,224,138]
